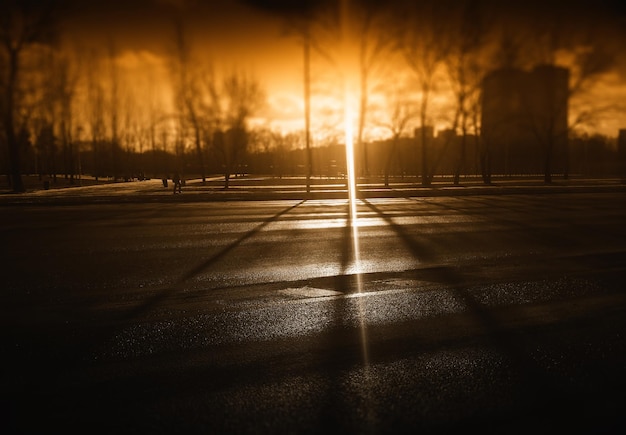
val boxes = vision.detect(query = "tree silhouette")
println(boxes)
[107,40,121,181]
[1,0,625,189]
[209,71,265,189]
[170,18,208,184]
[347,1,395,179]
[37,49,80,184]
[378,83,416,187]
[85,49,105,181]
[444,0,489,185]
[56,53,79,184]
[395,0,450,186]
[0,0,58,192]
[258,0,335,191]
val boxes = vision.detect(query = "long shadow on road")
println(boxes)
[6,199,318,434]
[315,202,374,430]
[360,197,588,428]
[8,197,624,433]
[10,201,309,392]
[121,199,307,321]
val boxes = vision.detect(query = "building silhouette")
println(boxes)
[481,65,569,177]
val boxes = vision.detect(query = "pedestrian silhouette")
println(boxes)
[172,172,182,194]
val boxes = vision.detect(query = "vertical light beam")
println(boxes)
[341,0,359,227]
[341,0,369,373]
[344,94,359,229]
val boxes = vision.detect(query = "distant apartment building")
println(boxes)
[481,65,569,176]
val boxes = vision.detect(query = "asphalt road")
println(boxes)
[2,193,626,434]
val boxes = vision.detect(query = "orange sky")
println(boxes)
[59,0,626,140]
[63,0,312,134]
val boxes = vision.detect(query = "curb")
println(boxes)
[1,182,624,206]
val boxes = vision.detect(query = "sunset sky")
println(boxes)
[53,0,626,141]
[60,1,312,135]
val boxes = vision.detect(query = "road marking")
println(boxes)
[279,286,343,298]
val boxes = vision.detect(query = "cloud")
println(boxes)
[265,93,303,120]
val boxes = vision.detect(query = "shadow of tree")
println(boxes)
[359,197,581,423]
[122,200,308,321]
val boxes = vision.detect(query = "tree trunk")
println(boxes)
[454,123,467,186]
[304,35,312,193]
[5,48,25,192]
[6,123,25,192]
[544,143,553,184]
[419,84,431,187]
[194,124,205,184]
[384,135,399,188]
[479,137,491,185]
[420,124,430,186]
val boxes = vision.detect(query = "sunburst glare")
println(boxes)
[341,0,369,373]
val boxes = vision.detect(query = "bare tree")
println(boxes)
[278,3,336,190]
[344,1,396,179]
[444,0,489,185]
[281,16,317,191]
[58,54,79,184]
[209,71,264,189]
[121,89,141,180]
[0,0,58,192]
[377,84,416,187]
[395,0,451,186]
[33,48,58,183]
[42,49,80,184]
[144,73,166,179]
[170,18,209,184]
[256,1,394,186]
[107,40,121,181]
[36,49,77,185]
[85,49,105,181]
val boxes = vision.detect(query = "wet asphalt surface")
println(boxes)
[2,192,626,434]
